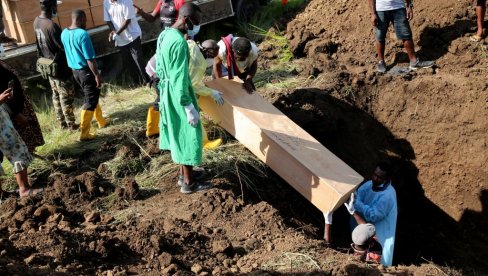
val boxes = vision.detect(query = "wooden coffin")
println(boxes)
[2,19,35,44]
[56,8,94,30]
[1,0,40,23]
[200,78,363,213]
[1,0,92,44]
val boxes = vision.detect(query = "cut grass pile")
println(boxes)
[4,79,280,199]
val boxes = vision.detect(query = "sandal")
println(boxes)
[20,187,45,198]
[470,34,484,42]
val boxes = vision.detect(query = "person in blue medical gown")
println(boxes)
[344,162,398,266]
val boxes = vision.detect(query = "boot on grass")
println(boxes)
[80,109,96,141]
[146,106,160,137]
[94,104,110,128]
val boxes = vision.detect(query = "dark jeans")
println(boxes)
[375,8,413,42]
[118,37,150,85]
[72,67,100,111]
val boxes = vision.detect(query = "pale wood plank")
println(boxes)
[200,78,363,212]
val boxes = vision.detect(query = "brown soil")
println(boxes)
[0,0,486,275]
[1,124,454,275]
[280,0,487,273]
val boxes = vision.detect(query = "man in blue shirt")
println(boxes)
[344,162,398,266]
[61,9,109,141]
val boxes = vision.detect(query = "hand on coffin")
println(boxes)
[344,193,356,215]
[211,90,224,105]
[323,211,333,225]
[242,78,255,94]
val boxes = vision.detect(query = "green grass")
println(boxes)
[13,79,269,200]
[2,0,311,193]
[243,0,308,36]
[135,141,268,198]
[1,85,153,188]
[251,25,293,62]
[36,85,153,158]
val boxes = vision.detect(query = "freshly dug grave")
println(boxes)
[0,0,486,274]
[0,128,462,275]
[278,0,487,273]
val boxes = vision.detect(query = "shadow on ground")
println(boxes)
[247,87,488,274]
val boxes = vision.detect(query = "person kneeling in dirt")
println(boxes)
[350,223,382,264]
[368,0,434,73]
[213,35,258,94]
[344,162,397,266]
[155,3,213,194]
[0,88,44,198]
[61,9,110,141]
[145,39,225,151]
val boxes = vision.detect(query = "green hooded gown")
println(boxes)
[156,28,203,166]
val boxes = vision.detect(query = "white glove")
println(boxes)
[344,193,356,215]
[112,33,122,47]
[184,103,199,127]
[323,212,333,225]
[211,90,224,106]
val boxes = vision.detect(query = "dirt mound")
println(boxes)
[1,1,485,274]
[0,127,444,275]
[280,0,487,272]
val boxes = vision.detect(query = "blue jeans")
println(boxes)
[375,8,413,42]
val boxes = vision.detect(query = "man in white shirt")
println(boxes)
[368,0,434,73]
[104,0,149,85]
[213,35,258,94]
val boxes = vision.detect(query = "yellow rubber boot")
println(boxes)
[146,106,160,137]
[94,104,110,128]
[80,109,96,141]
[202,124,222,150]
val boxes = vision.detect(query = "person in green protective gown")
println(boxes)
[155,2,212,194]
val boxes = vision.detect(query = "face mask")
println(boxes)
[187,25,200,38]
